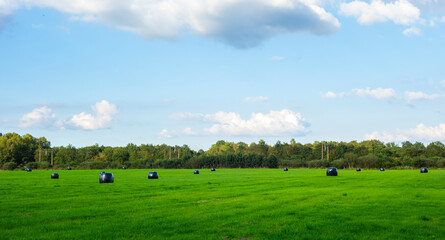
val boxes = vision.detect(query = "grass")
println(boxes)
[0,169,444,239]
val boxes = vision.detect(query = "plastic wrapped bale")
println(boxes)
[122,166,127,170]
[211,168,216,171]
[99,173,114,183]
[194,170,199,174]
[284,167,288,171]
[356,168,361,172]
[67,167,72,170]
[51,173,59,179]
[25,168,32,172]
[326,167,337,176]
[420,167,428,173]
[380,168,385,171]
[148,172,158,179]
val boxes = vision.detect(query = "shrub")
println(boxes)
[2,162,17,170]
[332,159,347,169]
[38,161,50,169]
[78,161,109,169]
[436,159,445,168]
[26,162,39,169]
[307,160,326,168]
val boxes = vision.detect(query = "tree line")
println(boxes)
[1,132,445,170]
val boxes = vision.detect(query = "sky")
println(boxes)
[1,0,445,150]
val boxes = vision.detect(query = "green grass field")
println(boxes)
[1,169,444,239]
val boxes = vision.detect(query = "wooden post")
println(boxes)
[39,148,41,163]
[327,144,329,161]
[51,149,53,166]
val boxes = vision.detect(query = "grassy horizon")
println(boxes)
[1,169,444,239]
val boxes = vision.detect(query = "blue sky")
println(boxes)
[1,0,445,150]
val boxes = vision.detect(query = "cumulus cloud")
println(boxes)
[324,91,346,98]
[0,0,340,48]
[353,87,398,99]
[365,123,445,141]
[403,26,421,36]
[404,91,444,102]
[69,100,118,130]
[158,129,176,139]
[18,106,56,128]
[340,0,420,25]
[243,96,269,102]
[169,109,310,136]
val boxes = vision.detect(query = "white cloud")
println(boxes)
[204,109,309,136]
[271,56,285,61]
[243,96,269,102]
[440,79,445,87]
[404,91,443,102]
[0,0,340,48]
[353,87,398,99]
[167,109,310,136]
[403,26,421,36]
[324,91,346,98]
[158,129,175,139]
[69,100,118,130]
[182,127,198,136]
[365,123,445,141]
[340,0,420,25]
[18,106,56,128]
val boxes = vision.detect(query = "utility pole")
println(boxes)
[51,149,53,166]
[39,148,42,163]
[321,143,324,160]
[327,144,329,161]
[178,148,180,159]
[169,147,171,160]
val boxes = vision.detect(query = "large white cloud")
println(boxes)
[69,100,118,130]
[353,87,398,99]
[340,0,420,25]
[169,109,310,136]
[18,106,56,128]
[365,123,445,141]
[0,0,340,48]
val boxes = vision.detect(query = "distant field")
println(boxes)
[1,169,444,239]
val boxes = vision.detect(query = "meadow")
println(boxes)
[1,169,444,239]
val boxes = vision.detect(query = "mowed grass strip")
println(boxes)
[0,169,444,239]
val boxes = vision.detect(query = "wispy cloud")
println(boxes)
[324,91,346,98]
[403,27,421,36]
[353,87,398,100]
[243,96,269,102]
[404,91,444,103]
[271,56,285,61]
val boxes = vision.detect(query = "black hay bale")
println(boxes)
[99,172,114,183]
[420,167,428,173]
[284,167,288,171]
[211,168,216,171]
[122,166,127,169]
[326,167,337,176]
[67,167,72,170]
[148,172,158,179]
[356,168,361,172]
[194,170,199,174]
[51,173,59,179]
[380,168,385,171]
[25,168,32,172]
